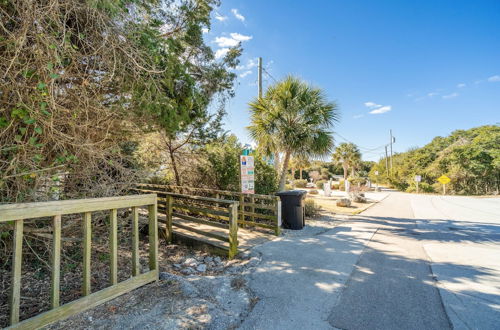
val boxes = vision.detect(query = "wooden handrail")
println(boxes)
[3,194,158,329]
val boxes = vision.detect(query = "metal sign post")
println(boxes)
[414,175,421,194]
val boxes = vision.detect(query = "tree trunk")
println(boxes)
[343,165,348,180]
[291,167,295,180]
[300,168,303,180]
[168,146,182,186]
[278,151,291,191]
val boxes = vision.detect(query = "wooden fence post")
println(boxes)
[239,195,244,221]
[109,209,118,285]
[51,215,61,309]
[9,219,23,325]
[250,195,255,223]
[148,201,158,273]
[166,195,173,244]
[82,212,92,296]
[228,202,239,259]
[131,207,140,276]
[275,197,282,236]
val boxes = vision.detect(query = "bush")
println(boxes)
[308,189,319,195]
[294,179,308,188]
[349,177,367,186]
[304,199,321,217]
[336,198,351,207]
[284,184,293,191]
[339,179,345,191]
[316,180,327,189]
[332,183,340,190]
[405,182,435,193]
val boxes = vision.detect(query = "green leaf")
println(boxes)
[49,44,56,50]
[23,117,36,125]
[14,134,22,142]
[34,127,43,134]
[37,82,47,90]
[47,63,54,70]
[33,154,43,162]
[19,127,27,135]
[0,116,8,128]
[28,137,37,146]
[49,73,59,79]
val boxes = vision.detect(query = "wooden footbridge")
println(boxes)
[133,184,282,258]
[0,186,281,328]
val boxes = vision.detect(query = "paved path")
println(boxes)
[240,191,500,330]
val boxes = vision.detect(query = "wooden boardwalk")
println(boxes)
[158,213,277,255]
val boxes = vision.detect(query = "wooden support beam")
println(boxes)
[109,209,118,285]
[9,219,23,326]
[82,212,92,296]
[148,202,158,272]
[51,215,61,309]
[131,207,140,276]
[228,202,239,259]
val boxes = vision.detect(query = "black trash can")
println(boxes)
[275,190,308,230]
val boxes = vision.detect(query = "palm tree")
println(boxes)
[332,142,361,179]
[293,155,311,179]
[248,76,339,191]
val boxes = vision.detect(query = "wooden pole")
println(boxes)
[9,219,23,325]
[82,212,92,295]
[228,202,239,259]
[51,215,61,309]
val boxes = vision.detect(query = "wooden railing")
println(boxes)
[135,184,281,236]
[0,194,158,329]
[135,190,240,258]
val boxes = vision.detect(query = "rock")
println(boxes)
[214,256,222,264]
[196,264,207,272]
[204,256,213,263]
[353,195,367,203]
[336,198,351,207]
[173,263,182,269]
[181,267,195,275]
[183,257,197,267]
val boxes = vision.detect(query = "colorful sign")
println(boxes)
[240,155,255,194]
[437,175,450,185]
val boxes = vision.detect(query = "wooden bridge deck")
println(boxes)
[158,213,276,255]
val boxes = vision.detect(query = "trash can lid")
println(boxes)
[275,190,308,196]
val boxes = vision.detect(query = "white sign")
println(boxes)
[240,155,255,194]
[375,170,379,176]
[414,175,422,182]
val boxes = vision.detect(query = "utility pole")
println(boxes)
[390,129,394,172]
[258,57,263,98]
[385,145,389,176]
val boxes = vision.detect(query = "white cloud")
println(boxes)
[369,105,392,114]
[215,48,230,59]
[201,27,209,34]
[427,92,439,97]
[214,33,252,47]
[488,75,500,82]
[353,114,364,119]
[215,14,227,21]
[457,83,466,88]
[239,70,252,78]
[236,58,258,70]
[231,9,245,21]
[230,32,252,42]
[442,92,459,99]
[364,102,381,109]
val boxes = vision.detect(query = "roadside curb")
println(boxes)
[352,193,390,215]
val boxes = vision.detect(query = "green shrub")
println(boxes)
[406,182,435,193]
[304,199,321,217]
[294,179,308,188]
[339,179,345,191]
[284,184,293,191]
[308,189,319,194]
[316,179,327,189]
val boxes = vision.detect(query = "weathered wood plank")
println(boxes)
[109,209,118,285]
[172,212,229,229]
[148,203,158,272]
[172,221,229,242]
[0,194,157,222]
[132,188,236,205]
[82,212,92,296]
[228,202,239,259]
[51,215,61,309]
[165,196,173,244]
[131,207,140,276]
[239,211,277,220]
[172,203,229,217]
[9,219,23,325]
[275,198,282,236]
[8,270,158,330]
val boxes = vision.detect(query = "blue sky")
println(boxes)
[206,0,500,161]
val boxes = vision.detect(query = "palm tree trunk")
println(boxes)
[343,165,348,180]
[279,151,291,191]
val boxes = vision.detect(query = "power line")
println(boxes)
[262,67,278,83]
[333,132,387,152]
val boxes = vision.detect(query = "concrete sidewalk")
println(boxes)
[240,215,378,329]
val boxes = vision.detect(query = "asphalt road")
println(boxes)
[240,191,500,330]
